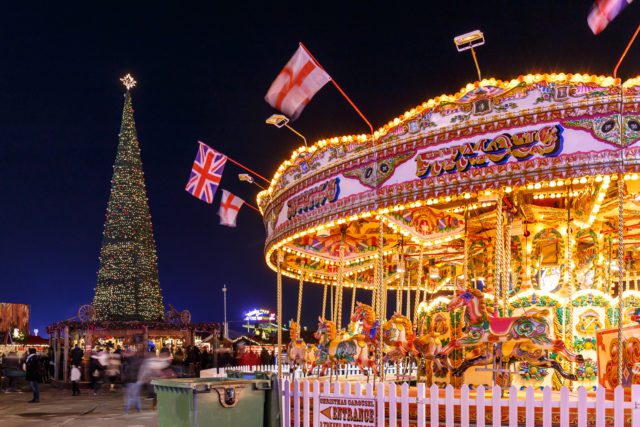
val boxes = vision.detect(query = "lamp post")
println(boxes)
[454,30,485,82]
[266,114,308,146]
[222,284,228,339]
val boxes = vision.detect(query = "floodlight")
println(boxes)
[266,114,289,128]
[238,173,254,184]
[238,173,265,190]
[454,30,485,81]
[454,30,485,52]
[265,114,308,146]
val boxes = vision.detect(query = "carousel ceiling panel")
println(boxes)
[382,206,464,246]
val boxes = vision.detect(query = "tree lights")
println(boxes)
[92,77,164,321]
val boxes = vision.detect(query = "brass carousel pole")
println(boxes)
[503,213,511,314]
[350,282,357,318]
[296,272,305,327]
[321,283,328,319]
[377,219,385,379]
[397,250,404,315]
[405,270,412,319]
[371,262,378,313]
[335,245,346,329]
[277,249,283,379]
[494,193,503,316]
[617,171,625,387]
[566,187,575,389]
[413,246,424,330]
[330,278,334,321]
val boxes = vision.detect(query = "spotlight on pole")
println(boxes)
[238,173,254,184]
[238,173,265,190]
[265,114,308,146]
[266,114,289,128]
[454,29,485,81]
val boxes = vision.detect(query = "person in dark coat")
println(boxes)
[25,348,41,403]
[70,344,84,366]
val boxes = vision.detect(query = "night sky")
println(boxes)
[1,2,639,337]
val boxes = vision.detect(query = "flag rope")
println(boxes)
[614,23,640,79]
[201,142,270,184]
[299,42,374,137]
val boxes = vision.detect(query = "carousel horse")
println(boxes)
[312,317,377,378]
[436,285,583,379]
[382,313,419,377]
[414,314,458,384]
[303,344,320,375]
[350,302,380,344]
[287,321,307,371]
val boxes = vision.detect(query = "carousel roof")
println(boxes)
[258,73,640,293]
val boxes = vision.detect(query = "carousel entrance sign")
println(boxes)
[318,395,376,427]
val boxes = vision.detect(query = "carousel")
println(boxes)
[258,72,640,412]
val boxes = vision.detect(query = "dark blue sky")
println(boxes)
[1,2,639,336]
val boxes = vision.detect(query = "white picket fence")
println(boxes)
[200,363,417,379]
[281,379,640,427]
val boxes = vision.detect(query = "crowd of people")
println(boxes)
[0,343,279,411]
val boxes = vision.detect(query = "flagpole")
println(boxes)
[299,42,375,138]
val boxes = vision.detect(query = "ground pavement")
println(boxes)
[0,384,157,427]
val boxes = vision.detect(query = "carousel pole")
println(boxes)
[321,283,328,320]
[405,270,412,319]
[376,219,385,379]
[335,245,346,328]
[566,186,575,389]
[413,246,424,329]
[330,279,334,321]
[371,262,378,313]
[617,172,625,387]
[397,252,404,315]
[503,214,511,313]
[350,284,357,317]
[276,249,284,380]
[464,206,469,288]
[296,273,304,327]
[494,193,504,316]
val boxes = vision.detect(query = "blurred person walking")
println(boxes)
[24,348,41,403]
[123,350,144,413]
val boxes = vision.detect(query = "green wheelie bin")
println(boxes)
[152,376,279,427]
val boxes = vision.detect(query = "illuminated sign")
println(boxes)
[318,396,376,426]
[287,177,340,220]
[415,125,564,178]
[244,309,276,323]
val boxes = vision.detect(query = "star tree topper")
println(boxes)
[120,74,137,90]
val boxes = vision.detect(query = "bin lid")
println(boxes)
[151,377,271,391]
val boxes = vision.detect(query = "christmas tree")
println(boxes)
[92,75,165,321]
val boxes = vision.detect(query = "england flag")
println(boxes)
[218,190,245,227]
[265,44,331,121]
[588,0,634,34]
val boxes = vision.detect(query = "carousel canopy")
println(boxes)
[258,73,640,296]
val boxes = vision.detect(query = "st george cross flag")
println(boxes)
[588,0,634,34]
[218,190,244,227]
[265,44,331,120]
[185,141,227,204]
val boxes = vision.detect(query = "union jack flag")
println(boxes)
[185,141,227,204]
